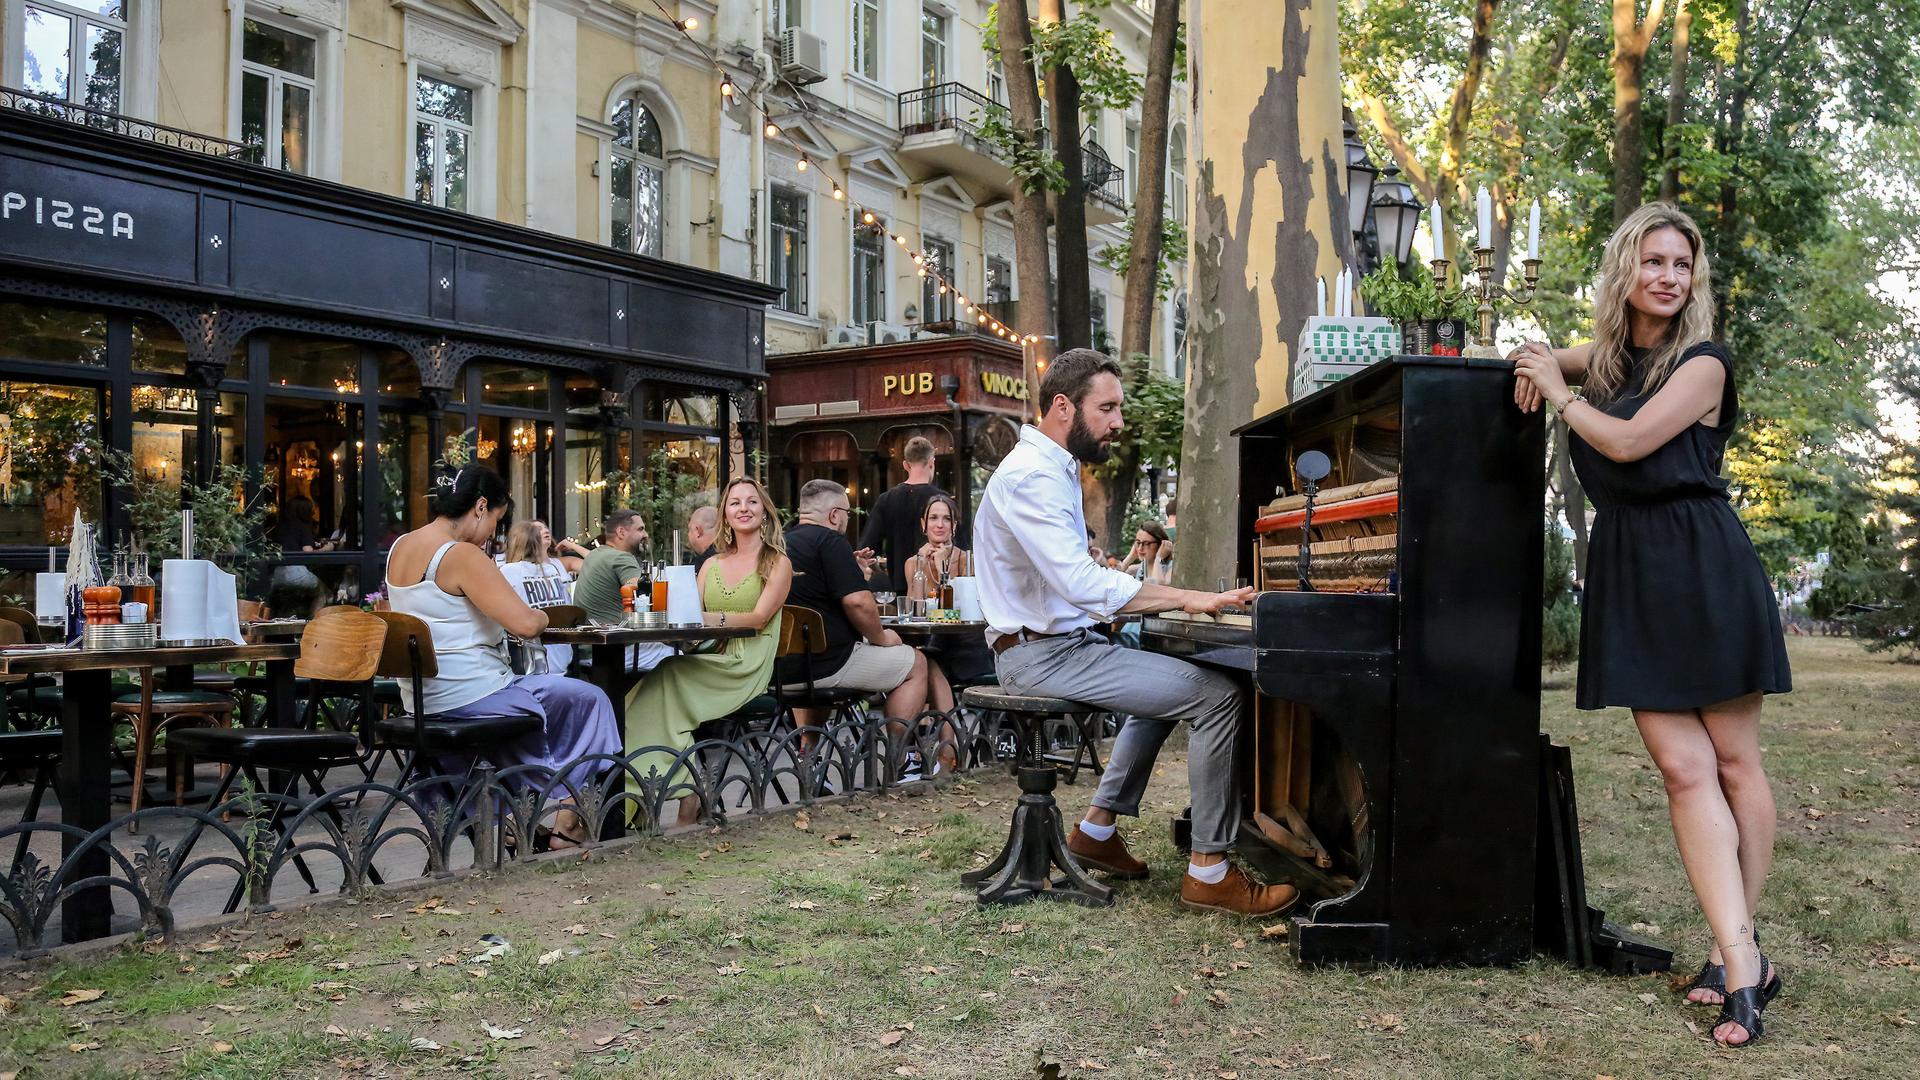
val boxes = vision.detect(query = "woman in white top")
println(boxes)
[497,519,576,673]
[384,467,618,847]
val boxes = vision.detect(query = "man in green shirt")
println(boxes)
[572,509,673,672]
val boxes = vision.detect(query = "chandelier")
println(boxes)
[510,426,536,454]
[288,446,319,481]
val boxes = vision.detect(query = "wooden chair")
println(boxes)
[772,605,873,725]
[170,610,388,912]
[366,611,542,792]
[0,607,57,731]
[111,671,239,820]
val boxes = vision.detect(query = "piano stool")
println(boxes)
[958,687,1114,908]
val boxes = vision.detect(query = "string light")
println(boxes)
[642,0,1046,345]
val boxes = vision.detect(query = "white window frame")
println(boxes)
[768,0,801,33]
[1124,119,1140,204]
[410,71,476,211]
[850,0,880,82]
[608,92,668,258]
[225,2,344,181]
[1168,125,1188,226]
[768,183,811,316]
[400,11,502,218]
[919,5,946,88]
[850,213,888,326]
[920,233,954,324]
[3,0,154,115]
[592,78,692,265]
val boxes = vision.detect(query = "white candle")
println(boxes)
[1316,277,1327,318]
[1339,269,1351,317]
[1527,199,1541,261]
[1477,186,1493,250]
[1431,199,1445,262]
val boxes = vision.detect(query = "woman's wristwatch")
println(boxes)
[1549,389,1584,415]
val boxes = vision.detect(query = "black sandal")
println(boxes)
[1679,957,1728,1004]
[1714,985,1765,1047]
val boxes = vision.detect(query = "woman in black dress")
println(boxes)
[1512,202,1790,1048]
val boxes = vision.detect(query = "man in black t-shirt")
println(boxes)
[782,479,952,725]
[859,435,946,593]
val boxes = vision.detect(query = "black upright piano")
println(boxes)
[1144,356,1546,967]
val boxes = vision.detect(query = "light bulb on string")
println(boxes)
[861,211,875,224]
[719,75,734,100]
[797,155,809,172]
[678,17,698,31]
[831,184,844,200]
[764,122,781,138]
[937,284,946,295]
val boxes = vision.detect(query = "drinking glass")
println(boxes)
[874,590,897,618]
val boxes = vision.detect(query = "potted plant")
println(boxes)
[1357,262,1428,354]
[1424,268,1475,356]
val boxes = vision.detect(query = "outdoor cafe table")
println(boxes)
[883,619,989,645]
[0,641,300,943]
[539,623,756,707]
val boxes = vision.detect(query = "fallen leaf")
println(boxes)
[481,1021,524,1040]
[57,988,105,1007]
[794,812,812,831]
[324,1024,349,1037]
[788,900,818,911]
[67,1042,102,1052]
[408,1037,441,1052]
[1207,989,1230,1009]
[1259,923,1289,939]
[1365,1012,1407,1033]
[210,1041,234,1054]
[1171,985,1188,1007]
[1637,993,1658,1005]
[594,1035,619,1047]
[1077,1062,1109,1072]
[1230,938,1246,950]
[1825,1044,1844,1054]
[408,897,443,914]
[1218,1072,1239,1079]
[0,994,15,1014]
[998,922,1025,935]
[209,1003,246,1014]
[878,1028,908,1047]
[562,924,588,936]
[1520,1033,1546,1052]
[894,1067,919,1077]
[716,963,745,976]
[538,949,564,966]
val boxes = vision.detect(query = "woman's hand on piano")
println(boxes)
[1510,342,1566,413]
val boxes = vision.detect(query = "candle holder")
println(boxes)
[1461,249,1543,358]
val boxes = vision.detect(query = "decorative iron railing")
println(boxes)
[0,86,261,163]
[898,81,1012,140]
[0,704,1110,957]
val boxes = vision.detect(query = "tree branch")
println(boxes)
[1358,92,1436,202]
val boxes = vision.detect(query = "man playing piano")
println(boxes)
[973,348,1298,917]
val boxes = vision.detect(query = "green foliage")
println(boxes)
[1358,260,1473,322]
[605,447,709,553]
[981,1,1147,193]
[104,449,277,579]
[1541,520,1579,669]
[1096,352,1184,480]
[0,381,104,511]
[1093,214,1189,301]
[976,110,1067,195]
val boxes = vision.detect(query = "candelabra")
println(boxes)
[1460,248,1543,358]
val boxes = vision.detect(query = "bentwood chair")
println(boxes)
[0,607,57,731]
[170,609,388,912]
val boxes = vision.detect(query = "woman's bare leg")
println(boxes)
[1690,693,1775,1003]
[1635,708,1761,1044]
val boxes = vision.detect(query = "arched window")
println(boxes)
[1167,126,1187,226]
[609,95,665,257]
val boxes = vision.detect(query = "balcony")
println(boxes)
[1,86,260,163]
[897,83,1125,225]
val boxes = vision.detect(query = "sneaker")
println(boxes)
[899,748,924,783]
[1179,863,1300,918]
[1066,826,1150,880]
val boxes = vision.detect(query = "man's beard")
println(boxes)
[1066,408,1112,464]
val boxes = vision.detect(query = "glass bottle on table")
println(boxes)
[129,552,156,612]
[911,563,929,619]
[635,560,654,612]
[650,561,668,615]
[937,562,954,611]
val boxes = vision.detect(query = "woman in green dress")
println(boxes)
[626,476,792,827]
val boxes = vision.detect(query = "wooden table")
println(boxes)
[242,619,308,642]
[539,624,756,706]
[0,642,300,943]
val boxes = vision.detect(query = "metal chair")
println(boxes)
[366,611,542,793]
[170,610,388,912]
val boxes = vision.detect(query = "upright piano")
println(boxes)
[1145,356,1545,967]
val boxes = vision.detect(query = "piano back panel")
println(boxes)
[1389,361,1546,964]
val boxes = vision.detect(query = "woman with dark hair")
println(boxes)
[904,494,991,688]
[625,477,792,827]
[383,466,620,847]
[1118,521,1175,585]
[1512,202,1790,1047]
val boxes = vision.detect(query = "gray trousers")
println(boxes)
[994,628,1244,854]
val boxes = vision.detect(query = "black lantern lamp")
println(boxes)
[1343,119,1378,238]
[1370,162,1423,270]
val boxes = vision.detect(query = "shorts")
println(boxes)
[787,641,918,693]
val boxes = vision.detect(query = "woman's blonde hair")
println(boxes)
[716,477,786,579]
[503,519,548,565]
[1586,202,1716,403]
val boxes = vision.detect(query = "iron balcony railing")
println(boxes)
[1,85,261,163]
[897,84,1126,208]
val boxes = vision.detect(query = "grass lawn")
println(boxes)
[2,637,1915,1079]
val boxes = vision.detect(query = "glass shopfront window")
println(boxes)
[130,313,189,375]
[478,362,550,411]
[0,300,107,365]
[267,333,360,392]
[475,414,550,527]
[644,390,719,428]
[0,379,103,546]
[264,397,363,551]
[376,409,430,545]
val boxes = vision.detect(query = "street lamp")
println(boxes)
[1343,119,1377,238]
[1370,162,1422,269]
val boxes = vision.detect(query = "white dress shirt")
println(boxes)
[973,424,1143,638]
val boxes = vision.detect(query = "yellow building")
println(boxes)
[3,0,1185,369]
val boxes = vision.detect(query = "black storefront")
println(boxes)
[0,106,777,606]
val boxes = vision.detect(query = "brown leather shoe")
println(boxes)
[1066,826,1150,880]
[1180,863,1300,918]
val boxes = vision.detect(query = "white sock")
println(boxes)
[1187,859,1229,885]
[1078,818,1116,841]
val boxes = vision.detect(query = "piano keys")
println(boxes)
[1144,356,1546,967]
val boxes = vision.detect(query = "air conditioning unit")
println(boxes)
[780,28,828,85]
[870,321,913,344]
[827,324,867,347]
